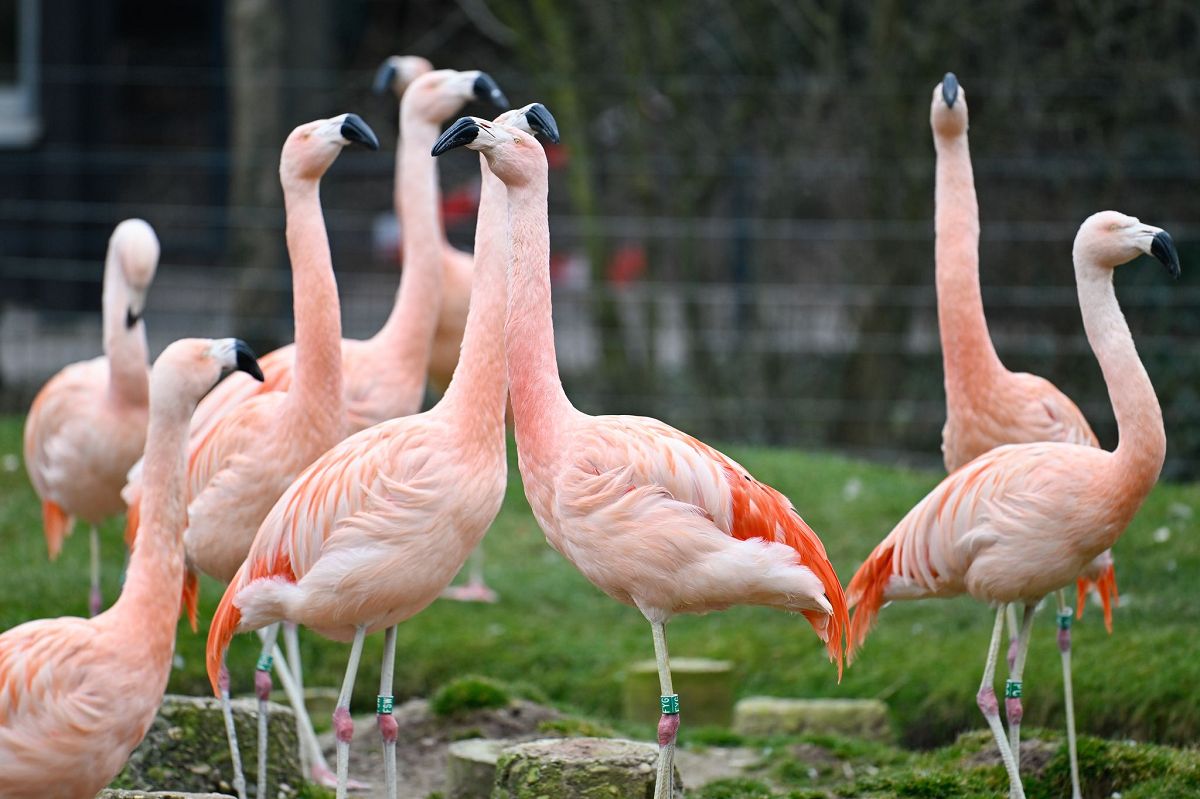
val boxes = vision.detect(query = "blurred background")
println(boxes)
[2,0,1198,475]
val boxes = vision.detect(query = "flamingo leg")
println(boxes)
[282,623,308,772]
[1005,603,1019,670]
[218,659,249,799]
[1056,590,1083,799]
[440,548,499,603]
[334,625,367,799]
[978,604,1025,799]
[1006,603,1036,788]
[254,623,281,799]
[651,621,679,799]
[88,526,102,616]
[377,625,399,799]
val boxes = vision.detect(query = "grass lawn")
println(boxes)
[2,413,1198,760]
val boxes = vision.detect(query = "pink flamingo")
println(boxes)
[23,219,159,617]
[849,210,1179,799]
[0,337,263,799]
[932,73,1118,795]
[123,113,378,799]
[432,116,849,799]
[206,104,559,799]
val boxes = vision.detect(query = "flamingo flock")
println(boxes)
[0,59,1181,799]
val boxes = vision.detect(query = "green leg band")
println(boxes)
[660,694,680,715]
[1005,679,1023,699]
[377,695,394,714]
[255,653,273,672]
[1057,610,1073,630]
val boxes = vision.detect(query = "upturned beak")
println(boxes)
[942,72,959,108]
[340,114,380,150]
[432,117,482,156]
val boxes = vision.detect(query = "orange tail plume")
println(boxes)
[1075,562,1119,633]
[206,570,243,697]
[41,500,72,560]
[181,569,200,632]
[846,544,895,663]
[123,499,141,550]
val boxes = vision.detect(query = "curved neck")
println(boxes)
[107,392,190,644]
[505,172,573,460]
[282,177,343,426]
[934,131,1003,396]
[1074,256,1164,499]
[376,112,445,370]
[102,254,149,407]
[440,159,508,436]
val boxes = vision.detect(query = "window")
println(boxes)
[0,0,39,147]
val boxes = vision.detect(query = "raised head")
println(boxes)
[402,69,508,124]
[151,338,264,414]
[108,218,160,328]
[432,114,548,187]
[280,114,379,184]
[371,55,434,99]
[495,102,561,143]
[1074,211,1181,278]
[931,72,968,138]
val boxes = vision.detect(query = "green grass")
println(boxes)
[2,415,1198,754]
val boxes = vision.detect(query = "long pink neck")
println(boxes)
[1074,255,1165,508]
[107,385,190,651]
[282,177,343,433]
[102,252,149,408]
[934,129,1003,399]
[376,111,444,374]
[440,159,507,439]
[505,171,574,463]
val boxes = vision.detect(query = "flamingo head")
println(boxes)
[372,55,434,99]
[280,114,379,183]
[151,338,264,415]
[931,72,968,138]
[1075,211,1181,278]
[431,115,546,187]
[109,218,160,327]
[403,69,508,125]
[495,103,561,144]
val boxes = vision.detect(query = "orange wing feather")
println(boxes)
[206,552,296,694]
[41,500,71,561]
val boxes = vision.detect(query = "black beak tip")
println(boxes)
[527,104,561,144]
[474,74,509,109]
[372,62,399,95]
[942,72,959,108]
[341,113,380,151]
[1151,231,1182,280]
[431,117,481,157]
[125,308,141,329]
[234,340,265,382]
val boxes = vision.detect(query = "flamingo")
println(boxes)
[375,55,504,604]
[123,113,377,799]
[932,73,1119,796]
[0,337,263,799]
[432,116,849,799]
[848,210,1179,799]
[206,103,560,799]
[23,219,159,617]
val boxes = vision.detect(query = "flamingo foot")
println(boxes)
[311,761,369,790]
[440,582,499,603]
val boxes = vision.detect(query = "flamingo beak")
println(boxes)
[942,72,959,108]
[432,117,482,156]
[525,103,561,143]
[1150,230,1181,280]
[232,340,265,382]
[473,73,509,109]
[372,61,398,95]
[340,114,380,151]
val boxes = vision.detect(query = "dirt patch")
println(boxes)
[964,738,1059,777]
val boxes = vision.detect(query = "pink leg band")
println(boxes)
[657,713,680,746]
[333,706,354,744]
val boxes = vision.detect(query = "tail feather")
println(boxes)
[206,566,244,697]
[846,544,894,662]
[182,569,200,632]
[1075,562,1118,633]
[42,500,72,560]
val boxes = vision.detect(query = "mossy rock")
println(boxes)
[446,738,512,799]
[491,737,681,798]
[433,676,512,717]
[732,697,892,742]
[623,658,734,727]
[109,694,303,798]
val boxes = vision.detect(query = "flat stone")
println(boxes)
[732,697,892,741]
[109,694,303,797]
[622,658,734,727]
[491,737,682,798]
[97,792,236,799]
[446,738,512,799]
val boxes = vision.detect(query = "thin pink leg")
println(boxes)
[978,605,1025,799]
[333,626,367,799]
